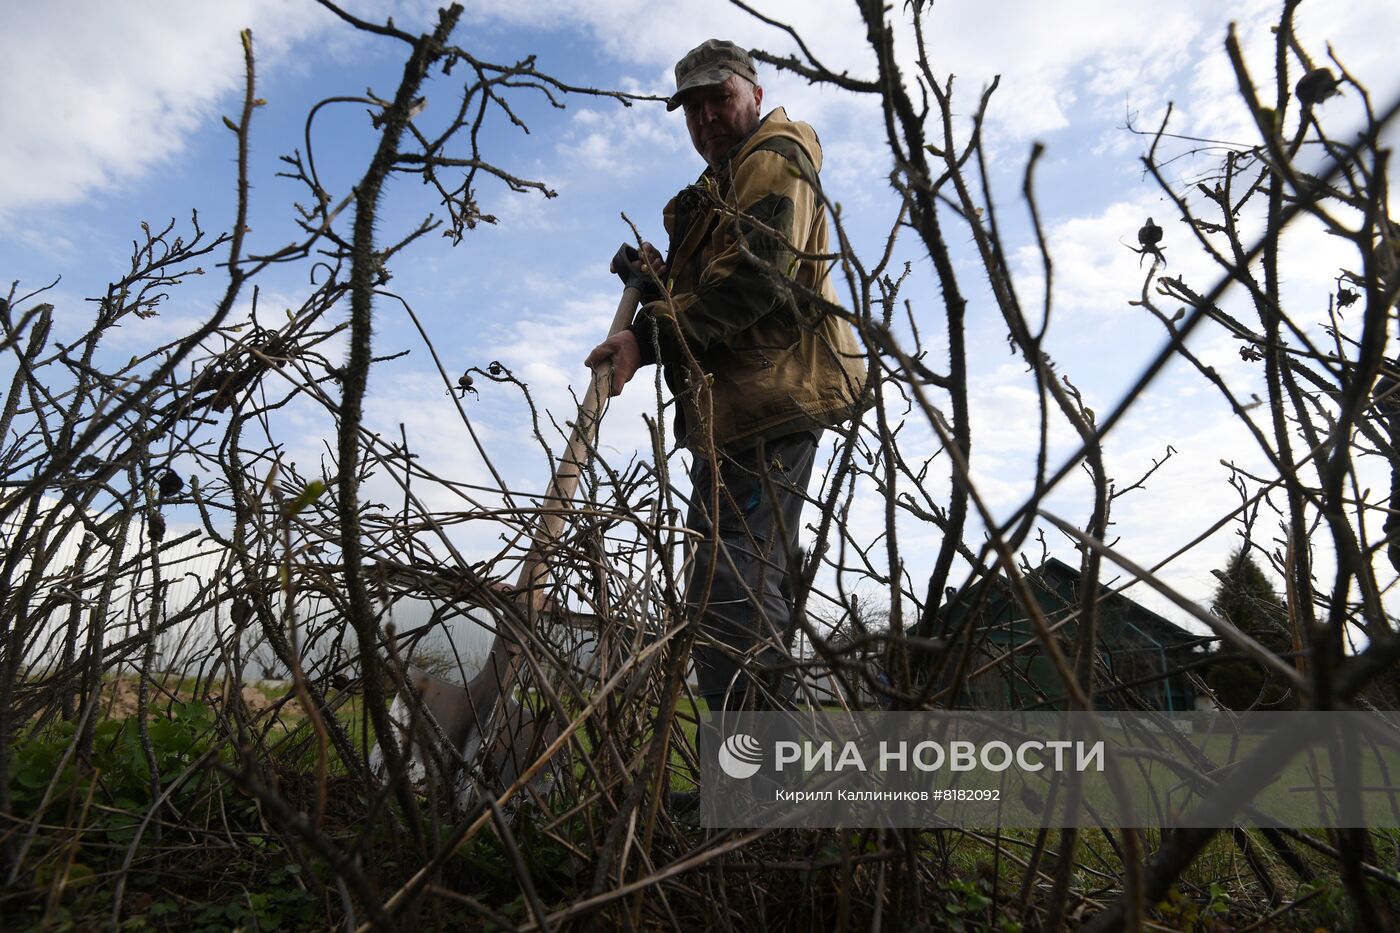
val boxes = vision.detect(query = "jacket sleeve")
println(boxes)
[633,143,820,363]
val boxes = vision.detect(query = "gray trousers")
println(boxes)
[685,430,819,710]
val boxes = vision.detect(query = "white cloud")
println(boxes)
[1095,383,1297,627]
[908,1,1218,141]
[1173,0,1400,150]
[1009,197,1217,322]
[10,0,1393,222]
[558,99,690,176]
[0,1,330,214]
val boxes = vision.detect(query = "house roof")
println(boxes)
[1036,557,1199,646]
[948,556,1201,648]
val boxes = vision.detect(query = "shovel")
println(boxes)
[389,248,649,796]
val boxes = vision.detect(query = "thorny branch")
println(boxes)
[2,2,1399,931]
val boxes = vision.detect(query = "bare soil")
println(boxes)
[98,676,294,719]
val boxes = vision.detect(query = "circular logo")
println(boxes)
[717,733,764,779]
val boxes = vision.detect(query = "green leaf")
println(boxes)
[284,479,327,518]
[16,767,48,789]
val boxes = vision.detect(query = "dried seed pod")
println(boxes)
[1138,217,1163,248]
[1295,67,1340,107]
[1135,217,1167,266]
[157,469,184,498]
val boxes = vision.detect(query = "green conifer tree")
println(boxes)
[1205,548,1296,710]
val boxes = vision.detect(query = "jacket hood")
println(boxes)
[732,107,823,172]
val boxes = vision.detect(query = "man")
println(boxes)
[585,39,866,712]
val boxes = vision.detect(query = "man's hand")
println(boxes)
[585,330,642,397]
[611,241,667,283]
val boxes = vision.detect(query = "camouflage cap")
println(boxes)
[667,39,757,112]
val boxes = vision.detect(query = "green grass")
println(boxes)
[10,691,1395,932]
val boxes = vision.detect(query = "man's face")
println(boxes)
[680,74,763,167]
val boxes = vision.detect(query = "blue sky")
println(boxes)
[4,0,1398,632]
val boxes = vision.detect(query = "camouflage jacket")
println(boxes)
[629,107,867,451]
